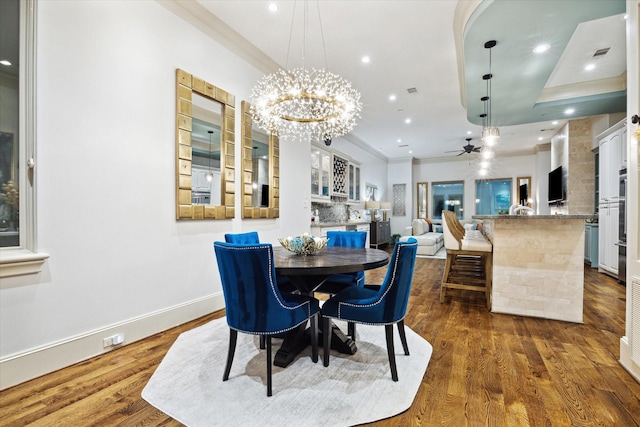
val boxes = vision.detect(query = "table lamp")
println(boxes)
[365,200,380,221]
[380,202,391,221]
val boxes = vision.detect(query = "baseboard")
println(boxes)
[0,293,224,390]
[619,336,640,384]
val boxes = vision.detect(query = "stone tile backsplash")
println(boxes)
[311,202,356,223]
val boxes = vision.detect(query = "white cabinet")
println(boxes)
[348,162,361,202]
[621,125,627,169]
[597,119,624,277]
[356,224,370,247]
[311,147,331,200]
[599,203,619,275]
[599,131,622,203]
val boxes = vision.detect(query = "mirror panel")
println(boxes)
[417,182,428,218]
[241,101,280,219]
[517,176,531,206]
[175,69,235,220]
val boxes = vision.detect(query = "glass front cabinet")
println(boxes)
[348,162,361,202]
[311,146,331,200]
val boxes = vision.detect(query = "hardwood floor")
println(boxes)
[1,258,639,426]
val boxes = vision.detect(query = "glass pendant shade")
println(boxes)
[205,172,213,182]
[481,127,500,145]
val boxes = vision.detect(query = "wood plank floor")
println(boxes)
[1,257,639,426]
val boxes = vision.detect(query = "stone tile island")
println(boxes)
[473,214,596,323]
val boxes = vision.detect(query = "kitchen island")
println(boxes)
[474,214,595,323]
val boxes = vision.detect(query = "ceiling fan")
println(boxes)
[446,138,481,156]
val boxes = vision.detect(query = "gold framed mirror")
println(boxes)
[417,182,428,219]
[517,176,531,206]
[241,101,280,218]
[175,69,235,220]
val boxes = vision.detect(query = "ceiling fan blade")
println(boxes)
[457,152,465,156]
[445,150,462,153]
[472,147,481,152]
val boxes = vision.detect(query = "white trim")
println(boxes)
[0,0,46,277]
[620,336,640,383]
[0,293,225,390]
[0,248,48,277]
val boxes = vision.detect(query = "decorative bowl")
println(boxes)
[278,233,328,256]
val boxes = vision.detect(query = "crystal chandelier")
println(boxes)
[250,1,362,143]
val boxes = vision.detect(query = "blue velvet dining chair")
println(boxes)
[320,238,418,381]
[225,231,294,295]
[315,230,368,294]
[214,241,320,396]
[224,231,260,244]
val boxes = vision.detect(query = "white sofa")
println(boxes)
[399,219,443,256]
[400,217,484,256]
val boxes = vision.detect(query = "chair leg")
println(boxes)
[485,252,493,310]
[266,335,272,397]
[259,335,265,349]
[385,324,398,381]
[223,329,237,381]
[440,253,453,303]
[310,313,318,363]
[323,317,332,367]
[347,322,356,341]
[397,320,409,356]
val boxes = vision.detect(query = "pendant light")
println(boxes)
[481,40,500,146]
[205,130,214,182]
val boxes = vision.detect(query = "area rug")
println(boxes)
[142,317,432,427]
[417,246,446,259]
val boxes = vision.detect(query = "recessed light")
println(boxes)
[361,56,370,64]
[397,139,402,143]
[479,169,488,176]
[389,94,396,101]
[533,44,550,54]
[564,108,575,115]
[584,63,596,71]
[538,137,544,141]
[405,118,411,124]
[466,130,472,135]
[268,3,279,12]
[551,120,559,125]
[0,60,11,66]
[408,150,413,154]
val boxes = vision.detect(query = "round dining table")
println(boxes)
[272,245,390,367]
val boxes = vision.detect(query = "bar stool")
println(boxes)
[440,210,492,309]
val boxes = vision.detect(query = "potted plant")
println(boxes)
[391,233,401,244]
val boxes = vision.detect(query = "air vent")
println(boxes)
[398,144,409,147]
[406,87,418,94]
[592,47,610,58]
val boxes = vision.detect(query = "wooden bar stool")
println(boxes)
[440,210,492,310]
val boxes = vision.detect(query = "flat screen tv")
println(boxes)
[548,166,564,204]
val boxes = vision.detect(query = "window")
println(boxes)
[432,181,464,219]
[0,0,48,277]
[475,178,512,215]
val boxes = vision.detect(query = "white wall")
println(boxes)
[0,0,381,389]
[411,153,544,221]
